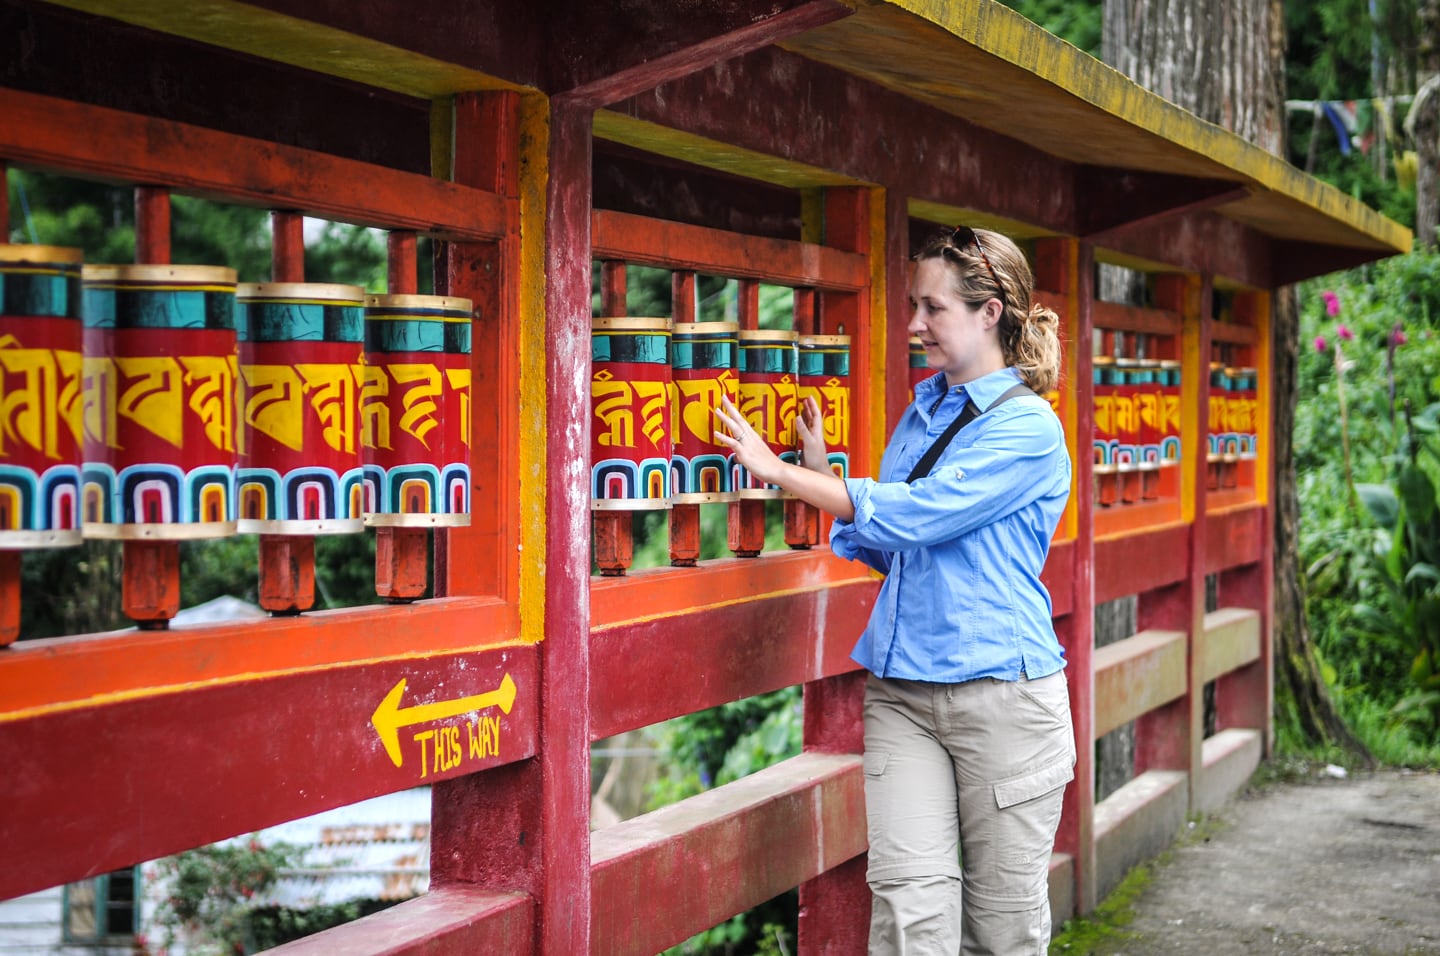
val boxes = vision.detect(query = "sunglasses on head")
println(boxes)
[947,225,1007,311]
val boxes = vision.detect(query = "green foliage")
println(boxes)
[148,838,301,955]
[1296,249,1440,762]
[999,0,1101,56]
[1048,860,1148,954]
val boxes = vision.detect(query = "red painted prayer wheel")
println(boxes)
[1158,359,1182,465]
[591,316,671,510]
[797,334,851,479]
[670,321,737,504]
[1092,355,1119,506]
[80,264,238,539]
[0,245,84,548]
[735,328,798,499]
[362,294,473,527]
[236,283,366,534]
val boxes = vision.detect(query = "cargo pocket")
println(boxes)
[993,758,1073,810]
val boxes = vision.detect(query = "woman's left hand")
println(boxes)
[714,397,786,487]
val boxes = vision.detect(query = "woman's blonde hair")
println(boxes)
[916,227,1063,394]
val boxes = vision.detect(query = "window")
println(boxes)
[63,867,139,943]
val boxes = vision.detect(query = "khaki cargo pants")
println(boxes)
[862,670,1076,955]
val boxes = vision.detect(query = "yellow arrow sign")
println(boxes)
[371,672,517,768]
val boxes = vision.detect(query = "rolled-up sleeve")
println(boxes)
[834,404,1065,554]
[829,479,892,573]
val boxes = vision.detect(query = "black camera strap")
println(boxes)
[904,382,1036,483]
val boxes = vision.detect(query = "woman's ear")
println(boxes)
[982,297,1004,329]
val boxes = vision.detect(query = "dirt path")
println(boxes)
[1075,768,1440,956]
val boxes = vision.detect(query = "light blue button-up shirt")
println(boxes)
[830,366,1071,683]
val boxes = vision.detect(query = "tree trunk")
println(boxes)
[1103,0,1369,759]
[1414,0,1440,248]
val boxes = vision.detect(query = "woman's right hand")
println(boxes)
[797,396,831,476]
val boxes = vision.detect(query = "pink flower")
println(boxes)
[1313,335,1328,352]
[1391,326,1407,346]
[1322,290,1340,317]
[1336,324,1354,341]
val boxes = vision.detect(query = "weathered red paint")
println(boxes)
[0,551,19,647]
[0,644,538,901]
[266,885,533,956]
[0,89,510,240]
[1094,524,1190,605]
[589,752,865,955]
[589,580,876,741]
[1205,503,1265,573]
[258,534,316,614]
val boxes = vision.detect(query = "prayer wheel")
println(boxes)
[735,328,798,499]
[1114,357,1141,504]
[591,316,671,510]
[80,264,238,539]
[670,321,737,504]
[1092,356,1119,507]
[362,294,473,526]
[1158,360,1182,466]
[797,334,851,479]
[236,283,366,534]
[1207,361,1230,490]
[0,245,84,548]
[1134,360,1162,499]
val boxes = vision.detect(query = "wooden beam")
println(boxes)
[0,644,538,901]
[591,209,869,290]
[590,753,865,956]
[1076,168,1250,242]
[265,886,533,956]
[1093,630,1187,738]
[0,88,511,239]
[590,580,876,741]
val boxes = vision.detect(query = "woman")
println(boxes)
[715,226,1074,955]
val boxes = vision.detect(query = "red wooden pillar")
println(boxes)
[435,90,522,602]
[257,210,317,614]
[797,185,874,955]
[0,165,15,644]
[123,187,181,630]
[1036,236,1096,916]
[1136,274,1211,804]
[728,279,767,556]
[669,270,702,566]
[593,260,633,575]
[374,231,429,601]
[430,93,593,955]
[1213,291,1273,744]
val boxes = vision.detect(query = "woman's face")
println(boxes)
[907,257,1004,387]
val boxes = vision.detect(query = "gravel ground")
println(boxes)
[1078,768,1440,956]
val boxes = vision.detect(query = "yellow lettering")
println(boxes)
[82,356,119,450]
[413,730,434,779]
[1093,394,1114,435]
[0,342,60,459]
[296,363,362,454]
[114,356,184,449]
[361,365,390,451]
[389,364,442,450]
[593,377,636,448]
[56,350,82,449]
[242,364,305,452]
[1137,392,1161,431]
[446,367,471,448]
[181,355,237,453]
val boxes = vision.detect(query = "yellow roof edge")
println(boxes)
[880,0,1412,256]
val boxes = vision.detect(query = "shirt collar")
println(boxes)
[915,366,1023,409]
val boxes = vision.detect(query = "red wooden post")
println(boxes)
[123,187,180,630]
[0,165,16,643]
[669,270,702,566]
[729,278,767,556]
[1213,291,1273,743]
[255,210,317,615]
[432,94,592,954]
[374,231,429,601]
[1136,274,1210,804]
[433,90,522,601]
[1036,236,1097,916]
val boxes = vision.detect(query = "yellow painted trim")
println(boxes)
[1057,238,1081,542]
[431,97,456,181]
[0,636,529,725]
[517,92,550,645]
[885,0,1410,254]
[1180,275,1204,525]
[907,198,1055,241]
[869,187,889,474]
[1252,291,1272,508]
[594,111,865,191]
[46,0,519,98]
